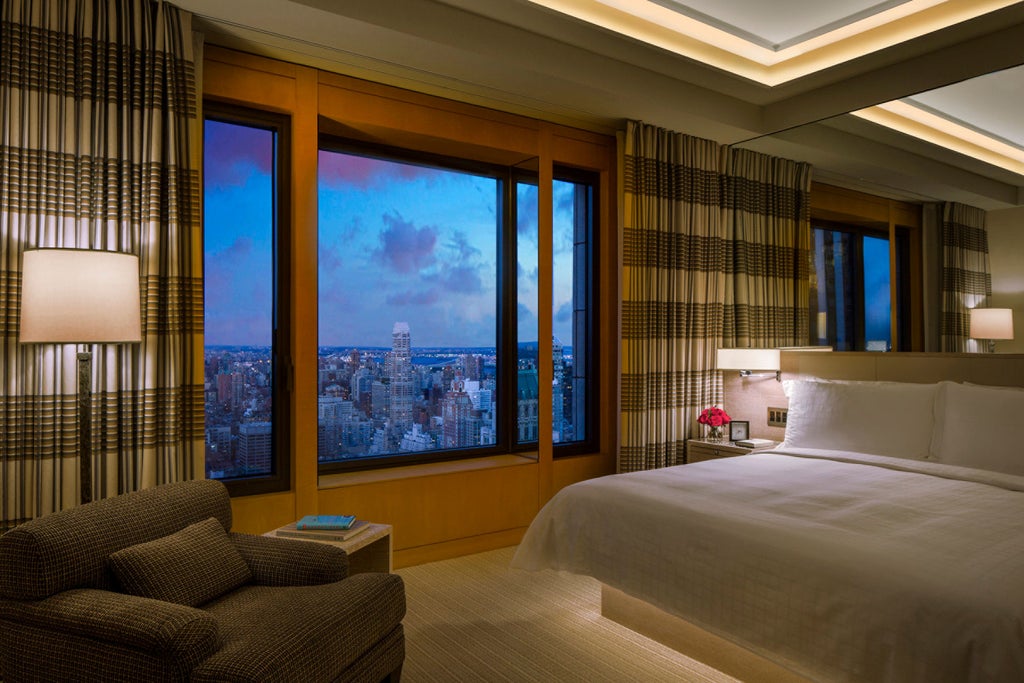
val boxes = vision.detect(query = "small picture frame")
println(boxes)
[729,420,750,442]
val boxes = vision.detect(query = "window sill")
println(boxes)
[318,452,538,489]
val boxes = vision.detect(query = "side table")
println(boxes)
[266,522,393,574]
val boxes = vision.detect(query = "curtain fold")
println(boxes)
[939,202,991,353]
[1,0,202,528]
[620,122,811,473]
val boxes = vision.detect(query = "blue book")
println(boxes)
[296,514,356,530]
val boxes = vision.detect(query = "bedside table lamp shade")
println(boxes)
[19,249,142,504]
[969,308,1013,341]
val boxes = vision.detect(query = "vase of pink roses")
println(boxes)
[698,406,731,442]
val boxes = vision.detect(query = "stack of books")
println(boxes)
[275,514,370,542]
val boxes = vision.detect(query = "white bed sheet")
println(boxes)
[511,448,1024,682]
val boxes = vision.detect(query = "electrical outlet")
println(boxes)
[767,406,788,428]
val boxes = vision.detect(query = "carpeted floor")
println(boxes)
[395,546,739,682]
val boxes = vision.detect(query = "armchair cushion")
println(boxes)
[192,573,406,682]
[109,517,252,607]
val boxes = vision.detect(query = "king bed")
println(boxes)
[512,378,1024,682]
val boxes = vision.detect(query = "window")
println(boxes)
[316,140,596,470]
[810,223,910,351]
[516,174,596,450]
[203,105,290,494]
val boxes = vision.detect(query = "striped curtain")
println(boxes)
[0,0,203,528]
[723,148,812,347]
[621,121,727,472]
[940,202,991,353]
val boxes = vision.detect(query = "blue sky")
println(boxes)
[204,120,577,348]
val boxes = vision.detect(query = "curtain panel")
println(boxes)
[0,0,202,529]
[620,122,812,473]
[621,121,728,472]
[939,202,992,353]
[723,148,812,348]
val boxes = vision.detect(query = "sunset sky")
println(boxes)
[204,119,578,349]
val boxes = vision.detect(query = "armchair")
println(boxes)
[0,480,405,682]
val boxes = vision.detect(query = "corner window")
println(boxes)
[316,141,597,470]
[203,105,290,495]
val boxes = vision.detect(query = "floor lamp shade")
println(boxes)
[19,249,142,343]
[19,248,142,505]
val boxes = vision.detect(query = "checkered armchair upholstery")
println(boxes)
[0,480,406,682]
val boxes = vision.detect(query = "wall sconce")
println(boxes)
[717,348,781,381]
[968,307,1014,353]
[19,248,142,505]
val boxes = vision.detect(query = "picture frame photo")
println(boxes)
[729,420,749,442]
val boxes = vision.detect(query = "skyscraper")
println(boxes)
[238,422,272,474]
[552,336,564,442]
[389,322,414,436]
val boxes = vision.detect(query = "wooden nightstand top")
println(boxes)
[686,438,778,463]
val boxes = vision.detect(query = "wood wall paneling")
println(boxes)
[204,46,618,564]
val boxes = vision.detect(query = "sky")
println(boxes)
[204,119,578,349]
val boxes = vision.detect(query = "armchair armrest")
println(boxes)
[0,588,220,664]
[230,532,349,586]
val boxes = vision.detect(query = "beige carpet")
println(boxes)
[396,546,739,682]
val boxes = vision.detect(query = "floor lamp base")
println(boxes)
[78,351,92,505]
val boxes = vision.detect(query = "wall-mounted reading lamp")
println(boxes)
[717,348,781,381]
[968,307,1014,353]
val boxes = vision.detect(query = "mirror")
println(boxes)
[734,65,1024,354]
[734,65,1024,212]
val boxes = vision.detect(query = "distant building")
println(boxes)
[238,422,272,474]
[400,423,435,451]
[389,322,414,435]
[517,368,538,442]
[217,372,233,406]
[552,337,564,442]
[463,353,483,381]
[371,380,390,419]
[442,380,478,448]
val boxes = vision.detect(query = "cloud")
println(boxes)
[555,301,574,324]
[519,263,539,284]
[447,231,481,263]
[319,151,437,189]
[204,121,272,190]
[386,289,442,306]
[431,265,483,293]
[373,213,438,273]
[517,188,538,236]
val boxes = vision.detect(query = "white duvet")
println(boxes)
[511,449,1024,682]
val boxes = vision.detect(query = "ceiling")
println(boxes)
[174,0,1024,209]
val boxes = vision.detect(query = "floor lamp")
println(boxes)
[19,248,142,505]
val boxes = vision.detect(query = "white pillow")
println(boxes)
[931,381,1024,476]
[782,379,938,460]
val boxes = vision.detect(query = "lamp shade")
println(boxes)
[716,348,780,371]
[19,248,142,343]
[968,308,1014,341]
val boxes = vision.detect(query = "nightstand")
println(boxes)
[686,438,778,463]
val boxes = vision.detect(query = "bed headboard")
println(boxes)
[725,351,1024,441]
